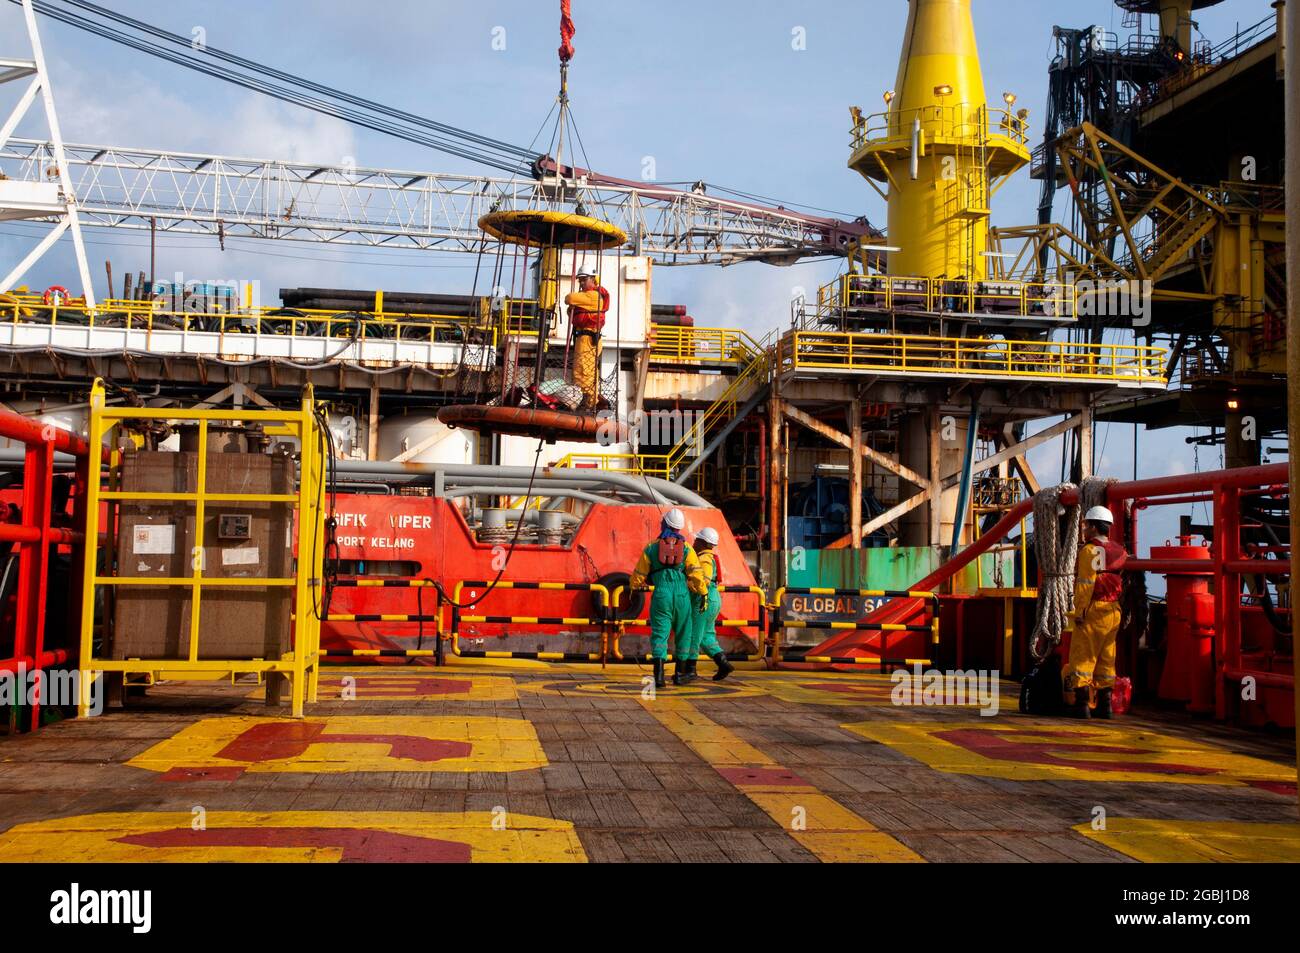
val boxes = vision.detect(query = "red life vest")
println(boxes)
[1090,538,1128,603]
[571,285,610,334]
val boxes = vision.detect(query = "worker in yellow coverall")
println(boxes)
[1063,505,1128,719]
[563,269,609,411]
[680,526,734,683]
[629,507,708,688]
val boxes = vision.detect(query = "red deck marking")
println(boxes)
[1245,779,1298,797]
[215,721,473,764]
[115,827,472,862]
[158,766,246,782]
[716,766,810,787]
[934,727,1218,776]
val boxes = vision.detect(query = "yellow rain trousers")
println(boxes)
[1063,541,1122,695]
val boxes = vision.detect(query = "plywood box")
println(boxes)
[111,450,294,660]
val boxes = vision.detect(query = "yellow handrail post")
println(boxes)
[77,379,107,718]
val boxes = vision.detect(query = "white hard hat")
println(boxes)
[696,526,719,545]
[576,264,597,279]
[662,507,685,529]
[1084,505,1114,524]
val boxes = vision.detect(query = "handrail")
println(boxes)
[0,292,488,343]
[663,342,772,476]
[779,330,1167,385]
[648,325,764,365]
[851,102,1030,152]
[446,579,612,661]
[818,272,1077,322]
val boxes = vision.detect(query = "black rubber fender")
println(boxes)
[592,571,644,622]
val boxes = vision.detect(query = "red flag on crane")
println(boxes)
[559,0,576,63]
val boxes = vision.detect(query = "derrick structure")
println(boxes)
[765,0,1167,599]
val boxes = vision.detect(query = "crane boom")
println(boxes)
[0,138,875,266]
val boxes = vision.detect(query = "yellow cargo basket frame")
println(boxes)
[77,378,327,718]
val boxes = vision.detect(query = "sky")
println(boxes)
[0,0,1288,563]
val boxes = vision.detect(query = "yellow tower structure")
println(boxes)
[849,0,1030,282]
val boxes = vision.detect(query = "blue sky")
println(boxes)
[0,0,1287,561]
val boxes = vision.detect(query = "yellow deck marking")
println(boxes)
[0,811,586,863]
[1075,819,1300,863]
[643,696,922,862]
[248,671,519,702]
[763,673,1020,708]
[841,720,1297,786]
[127,715,547,774]
[517,672,765,699]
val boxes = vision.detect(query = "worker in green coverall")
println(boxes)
[680,526,735,683]
[629,507,708,688]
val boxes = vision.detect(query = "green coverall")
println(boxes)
[685,549,723,660]
[630,540,707,660]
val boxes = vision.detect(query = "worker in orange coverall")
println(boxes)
[563,269,609,411]
[1063,505,1128,719]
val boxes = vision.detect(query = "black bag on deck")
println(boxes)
[1019,653,1064,715]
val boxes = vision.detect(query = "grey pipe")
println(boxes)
[334,460,710,507]
[444,486,618,507]
[488,508,581,525]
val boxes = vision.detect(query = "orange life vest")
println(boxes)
[571,285,610,334]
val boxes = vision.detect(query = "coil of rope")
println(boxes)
[1029,483,1079,661]
[1029,476,1121,660]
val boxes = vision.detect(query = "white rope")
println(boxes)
[1030,483,1079,660]
[1029,475,1119,660]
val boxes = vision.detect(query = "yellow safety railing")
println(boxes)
[816,272,1076,322]
[648,325,765,365]
[0,292,484,345]
[77,379,326,718]
[447,580,613,661]
[663,342,772,476]
[851,102,1030,152]
[549,452,672,479]
[778,330,1167,385]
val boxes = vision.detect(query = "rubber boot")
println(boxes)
[683,659,699,682]
[1094,687,1113,720]
[653,659,666,689]
[672,660,687,686]
[711,651,734,681]
[1064,685,1091,719]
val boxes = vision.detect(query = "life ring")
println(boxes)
[437,404,629,444]
[42,285,71,306]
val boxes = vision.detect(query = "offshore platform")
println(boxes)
[0,0,1295,870]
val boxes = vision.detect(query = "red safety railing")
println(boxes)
[809,463,1292,725]
[0,409,99,731]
